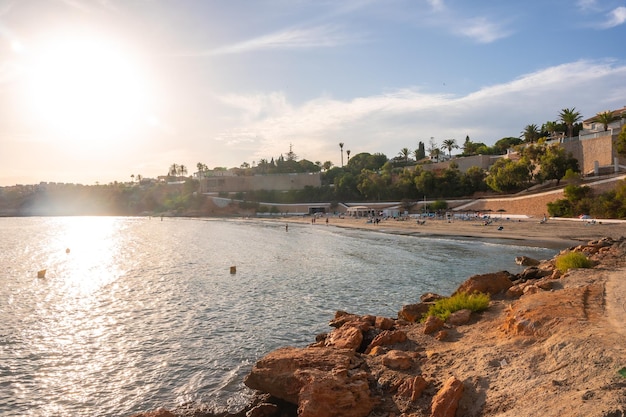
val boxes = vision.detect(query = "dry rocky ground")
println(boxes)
[134,237,626,417]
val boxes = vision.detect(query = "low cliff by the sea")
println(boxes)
[133,237,626,417]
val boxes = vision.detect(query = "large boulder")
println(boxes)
[453,271,514,296]
[244,347,374,417]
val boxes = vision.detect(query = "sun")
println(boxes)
[23,34,151,144]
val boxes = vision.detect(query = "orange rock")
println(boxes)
[297,368,374,417]
[375,316,395,330]
[423,315,444,335]
[446,309,471,326]
[398,303,430,322]
[365,330,407,353]
[381,350,413,370]
[453,271,514,296]
[431,376,464,417]
[326,325,363,351]
[397,375,429,401]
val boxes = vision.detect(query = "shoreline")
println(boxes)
[276,215,626,250]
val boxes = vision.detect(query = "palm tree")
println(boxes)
[130,174,135,183]
[169,163,179,177]
[543,121,558,139]
[398,147,411,166]
[595,111,614,131]
[179,164,188,177]
[441,139,458,157]
[346,150,351,164]
[339,142,344,167]
[521,124,540,143]
[559,107,582,138]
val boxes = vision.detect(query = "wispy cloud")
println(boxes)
[600,6,626,28]
[456,17,512,44]
[417,1,512,43]
[182,25,361,57]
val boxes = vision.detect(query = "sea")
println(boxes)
[0,216,556,416]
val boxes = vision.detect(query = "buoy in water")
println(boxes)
[230,266,237,274]
[37,269,46,278]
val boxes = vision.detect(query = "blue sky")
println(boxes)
[1,0,625,185]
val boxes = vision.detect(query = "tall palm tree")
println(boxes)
[399,147,411,166]
[559,107,582,138]
[339,142,344,167]
[521,124,540,143]
[346,150,351,164]
[595,111,614,131]
[179,164,188,177]
[441,139,458,157]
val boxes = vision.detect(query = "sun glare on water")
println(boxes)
[23,34,152,144]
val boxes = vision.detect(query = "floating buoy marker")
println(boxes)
[230,266,237,274]
[37,269,46,278]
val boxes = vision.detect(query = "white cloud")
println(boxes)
[456,17,512,44]
[184,25,360,57]
[601,6,626,28]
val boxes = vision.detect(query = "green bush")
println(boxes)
[424,292,490,321]
[555,252,593,273]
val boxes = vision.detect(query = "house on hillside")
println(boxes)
[581,106,626,136]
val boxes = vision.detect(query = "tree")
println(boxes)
[398,147,411,166]
[339,142,344,167]
[542,121,559,138]
[415,141,426,160]
[521,124,540,143]
[559,107,582,138]
[322,161,333,171]
[346,150,351,164]
[486,158,533,193]
[179,165,188,177]
[441,139,458,158]
[357,169,388,200]
[538,145,579,185]
[595,111,615,131]
[169,163,179,177]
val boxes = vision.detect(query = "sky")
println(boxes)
[1,0,626,186]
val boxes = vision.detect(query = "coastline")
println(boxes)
[277,215,626,250]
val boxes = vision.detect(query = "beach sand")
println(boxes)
[284,215,626,249]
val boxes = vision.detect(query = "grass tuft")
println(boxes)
[424,292,490,321]
[555,252,593,273]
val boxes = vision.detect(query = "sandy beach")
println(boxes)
[283,215,626,249]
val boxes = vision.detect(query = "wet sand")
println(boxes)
[283,215,626,249]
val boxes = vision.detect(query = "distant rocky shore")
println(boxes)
[132,237,626,417]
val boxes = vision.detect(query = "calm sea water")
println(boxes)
[0,217,555,416]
